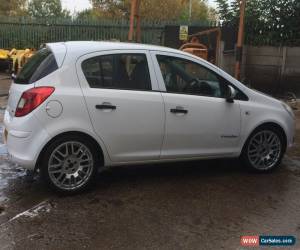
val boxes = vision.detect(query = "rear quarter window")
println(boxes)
[15,48,58,84]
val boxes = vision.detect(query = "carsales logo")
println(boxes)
[240,236,259,247]
[241,235,296,247]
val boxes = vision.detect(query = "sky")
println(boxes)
[61,0,217,14]
[61,0,91,14]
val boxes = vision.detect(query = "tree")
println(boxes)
[88,0,217,21]
[28,0,70,19]
[0,0,27,16]
[180,0,216,22]
[215,0,300,45]
[76,9,99,19]
[139,0,183,21]
[214,0,231,22]
[89,0,130,18]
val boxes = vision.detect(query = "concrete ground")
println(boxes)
[0,73,299,250]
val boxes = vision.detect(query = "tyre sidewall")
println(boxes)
[241,126,285,172]
[40,134,100,194]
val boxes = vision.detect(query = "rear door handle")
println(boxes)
[170,107,188,114]
[95,103,116,110]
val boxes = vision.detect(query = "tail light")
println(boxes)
[15,87,55,117]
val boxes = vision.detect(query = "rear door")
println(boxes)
[76,50,165,163]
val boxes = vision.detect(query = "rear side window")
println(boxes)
[15,48,58,84]
[82,53,151,91]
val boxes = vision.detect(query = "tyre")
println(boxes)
[40,134,101,194]
[241,126,285,172]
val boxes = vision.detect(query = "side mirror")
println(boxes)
[225,85,236,103]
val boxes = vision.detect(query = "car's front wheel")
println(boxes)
[241,126,285,172]
[40,135,100,193]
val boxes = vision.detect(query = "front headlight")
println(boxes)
[281,102,295,119]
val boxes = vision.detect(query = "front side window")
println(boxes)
[157,55,227,98]
[82,53,151,91]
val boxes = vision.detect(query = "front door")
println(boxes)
[151,52,242,159]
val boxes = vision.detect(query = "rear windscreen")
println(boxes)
[15,48,58,84]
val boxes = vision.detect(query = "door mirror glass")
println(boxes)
[225,85,236,103]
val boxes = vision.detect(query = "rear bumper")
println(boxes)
[4,129,36,170]
[7,150,36,170]
[4,110,50,170]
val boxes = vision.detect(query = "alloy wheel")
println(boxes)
[247,130,282,170]
[48,141,94,190]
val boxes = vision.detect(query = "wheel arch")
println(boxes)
[35,131,105,171]
[242,121,287,155]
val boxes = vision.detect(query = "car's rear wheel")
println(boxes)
[241,126,285,172]
[40,135,100,193]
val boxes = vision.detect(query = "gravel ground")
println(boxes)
[0,73,299,250]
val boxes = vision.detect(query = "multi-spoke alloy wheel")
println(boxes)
[48,142,93,190]
[247,130,281,170]
[242,126,284,172]
[41,135,100,193]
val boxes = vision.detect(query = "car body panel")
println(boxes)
[76,50,165,162]
[149,50,242,158]
[159,93,241,158]
[46,43,67,68]
[3,41,295,170]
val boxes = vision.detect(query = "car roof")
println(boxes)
[48,41,185,57]
[47,41,214,72]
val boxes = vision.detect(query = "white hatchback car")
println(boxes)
[4,41,295,193]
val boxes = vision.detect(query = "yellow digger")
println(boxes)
[0,48,35,74]
[0,49,10,71]
[9,48,36,74]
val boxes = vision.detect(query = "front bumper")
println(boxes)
[286,119,296,149]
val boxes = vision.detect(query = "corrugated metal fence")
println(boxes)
[0,16,216,49]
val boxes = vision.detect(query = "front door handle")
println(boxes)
[95,103,116,110]
[170,107,188,114]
